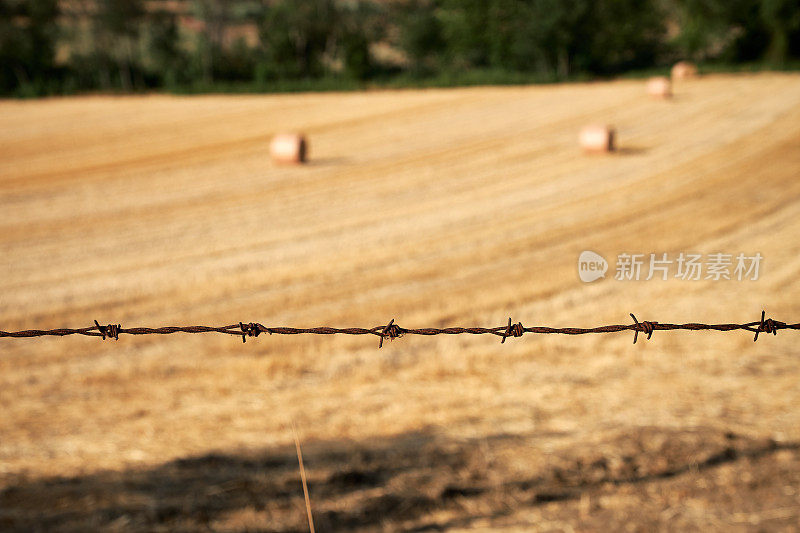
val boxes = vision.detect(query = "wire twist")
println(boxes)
[753,310,785,342]
[239,322,267,343]
[1,310,797,348]
[501,318,524,344]
[378,319,404,348]
[629,313,657,344]
[94,320,120,341]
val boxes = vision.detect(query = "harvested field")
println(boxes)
[1,73,800,531]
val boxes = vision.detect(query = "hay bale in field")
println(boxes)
[270,133,308,164]
[646,76,672,98]
[579,124,615,153]
[671,61,698,80]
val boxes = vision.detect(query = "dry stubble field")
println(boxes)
[1,73,800,531]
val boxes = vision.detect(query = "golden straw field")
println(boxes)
[2,73,800,531]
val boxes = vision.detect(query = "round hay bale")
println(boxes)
[646,76,672,98]
[270,133,307,164]
[671,61,698,80]
[579,124,615,153]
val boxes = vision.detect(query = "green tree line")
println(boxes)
[1,0,799,96]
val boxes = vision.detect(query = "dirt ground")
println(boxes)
[1,73,800,531]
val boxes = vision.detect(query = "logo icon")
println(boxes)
[578,251,608,282]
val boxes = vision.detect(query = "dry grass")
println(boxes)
[1,73,800,531]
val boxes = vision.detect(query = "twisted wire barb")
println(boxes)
[1,311,797,348]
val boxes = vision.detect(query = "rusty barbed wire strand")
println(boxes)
[1,310,798,348]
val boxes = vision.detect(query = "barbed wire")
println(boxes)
[0,311,796,348]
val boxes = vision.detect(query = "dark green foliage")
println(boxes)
[1,0,799,96]
[91,0,146,89]
[426,0,666,77]
[95,0,145,39]
[142,10,187,87]
[258,0,339,79]
[672,0,800,64]
[341,31,372,80]
[0,0,59,94]
[437,0,491,68]
[216,37,258,81]
[339,2,386,80]
[256,0,386,82]
[760,0,800,64]
[397,0,445,73]
[584,0,667,73]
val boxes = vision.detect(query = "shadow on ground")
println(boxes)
[1,427,798,532]
[616,145,649,156]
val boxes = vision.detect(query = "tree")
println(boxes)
[258,0,339,79]
[0,0,59,94]
[673,0,770,62]
[339,1,386,80]
[585,0,667,73]
[191,0,234,83]
[397,0,445,74]
[142,9,185,87]
[93,0,146,89]
[437,0,491,68]
[504,0,591,76]
[760,0,800,64]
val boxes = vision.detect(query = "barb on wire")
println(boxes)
[94,320,120,341]
[751,310,783,342]
[239,322,268,343]
[501,318,524,344]
[1,310,798,348]
[378,319,404,348]
[629,313,657,344]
